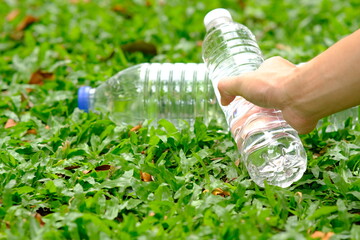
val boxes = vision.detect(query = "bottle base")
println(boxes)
[242,129,307,188]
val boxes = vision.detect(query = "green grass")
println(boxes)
[1,0,360,239]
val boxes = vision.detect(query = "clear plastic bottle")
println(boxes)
[78,63,225,126]
[202,8,307,188]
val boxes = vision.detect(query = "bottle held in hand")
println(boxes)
[202,8,307,187]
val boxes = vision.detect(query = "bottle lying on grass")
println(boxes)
[78,63,225,127]
[201,8,307,188]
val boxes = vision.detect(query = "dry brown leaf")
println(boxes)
[95,165,111,171]
[29,70,54,85]
[34,213,45,227]
[140,171,153,182]
[82,170,92,174]
[130,124,142,132]
[112,4,127,14]
[64,165,80,170]
[6,9,20,21]
[234,159,241,167]
[121,40,157,56]
[211,188,230,197]
[16,15,38,31]
[26,129,37,135]
[310,231,334,240]
[4,119,17,128]
[112,4,133,19]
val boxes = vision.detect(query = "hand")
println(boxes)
[217,56,318,134]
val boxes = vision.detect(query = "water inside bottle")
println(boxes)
[243,128,307,187]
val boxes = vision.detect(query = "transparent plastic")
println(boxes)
[202,9,307,187]
[78,63,225,126]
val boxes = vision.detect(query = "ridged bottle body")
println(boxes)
[89,63,224,126]
[202,16,307,187]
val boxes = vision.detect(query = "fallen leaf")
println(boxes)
[121,40,157,56]
[234,159,241,167]
[140,171,153,182]
[4,119,17,128]
[310,231,334,240]
[112,4,132,19]
[64,165,80,170]
[34,213,45,226]
[95,165,111,171]
[82,170,92,174]
[29,70,54,85]
[211,188,230,197]
[6,9,20,21]
[26,129,37,135]
[130,124,142,132]
[16,15,38,31]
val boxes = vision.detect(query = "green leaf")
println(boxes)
[308,206,338,220]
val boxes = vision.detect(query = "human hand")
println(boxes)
[217,56,318,134]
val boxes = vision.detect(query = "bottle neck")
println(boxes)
[205,17,232,31]
[88,88,96,110]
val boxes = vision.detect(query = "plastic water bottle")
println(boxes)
[78,63,225,126]
[202,8,307,188]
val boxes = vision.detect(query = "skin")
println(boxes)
[218,29,360,134]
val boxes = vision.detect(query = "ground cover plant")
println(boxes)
[0,0,360,239]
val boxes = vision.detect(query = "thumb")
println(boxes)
[217,75,248,106]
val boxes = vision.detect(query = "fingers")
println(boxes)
[217,56,296,107]
[217,75,246,106]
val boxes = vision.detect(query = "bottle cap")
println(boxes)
[204,8,232,28]
[78,86,91,112]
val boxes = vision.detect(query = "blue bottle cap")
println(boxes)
[78,86,91,112]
